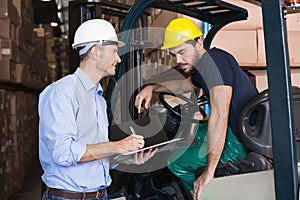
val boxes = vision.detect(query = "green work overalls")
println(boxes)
[167,123,247,191]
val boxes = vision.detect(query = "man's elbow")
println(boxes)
[52,152,78,167]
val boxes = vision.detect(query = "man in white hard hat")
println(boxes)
[39,19,157,200]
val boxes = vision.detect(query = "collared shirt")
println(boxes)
[39,68,111,192]
[191,48,257,138]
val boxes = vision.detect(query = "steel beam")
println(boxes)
[261,1,298,199]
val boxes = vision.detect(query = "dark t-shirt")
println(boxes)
[191,48,258,138]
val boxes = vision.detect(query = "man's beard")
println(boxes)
[191,50,202,67]
[183,51,202,74]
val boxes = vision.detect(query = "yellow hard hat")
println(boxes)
[161,18,203,50]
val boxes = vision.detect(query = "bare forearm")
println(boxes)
[79,135,145,163]
[205,85,232,174]
[152,78,196,94]
[193,86,232,198]
[205,116,227,174]
[78,141,121,163]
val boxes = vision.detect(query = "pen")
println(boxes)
[129,126,136,135]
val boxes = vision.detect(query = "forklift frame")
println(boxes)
[69,0,299,199]
[108,0,299,199]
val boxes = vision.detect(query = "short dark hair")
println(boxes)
[185,37,203,48]
[78,45,104,61]
[78,46,92,61]
[185,39,197,47]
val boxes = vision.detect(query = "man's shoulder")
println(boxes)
[207,47,238,66]
[207,47,231,57]
[41,74,77,96]
[55,73,78,87]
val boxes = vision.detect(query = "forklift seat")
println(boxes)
[197,86,300,177]
[237,86,300,160]
[237,88,273,159]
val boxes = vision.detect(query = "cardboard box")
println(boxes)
[257,29,266,66]
[0,90,7,112]
[287,13,300,31]
[248,68,300,92]
[33,27,45,37]
[20,7,32,43]
[15,63,24,83]
[33,28,45,37]
[287,31,300,65]
[211,30,258,65]
[12,0,25,17]
[224,2,300,31]
[46,39,55,54]
[257,29,300,66]
[222,0,263,30]
[23,0,32,14]
[148,10,178,48]
[8,93,16,116]
[210,1,299,68]
[0,0,19,26]
[47,53,56,63]
[0,19,16,40]
[0,60,16,81]
[208,1,262,66]
[44,24,54,39]
[8,115,17,133]
[0,38,18,62]
[12,0,31,18]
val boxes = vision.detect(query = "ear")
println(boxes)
[90,46,100,60]
[195,39,203,51]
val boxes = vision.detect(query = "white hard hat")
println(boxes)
[72,19,125,55]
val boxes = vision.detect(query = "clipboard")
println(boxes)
[114,137,184,162]
[109,116,169,148]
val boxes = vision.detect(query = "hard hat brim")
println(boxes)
[72,40,125,49]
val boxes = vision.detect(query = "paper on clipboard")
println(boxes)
[114,137,184,162]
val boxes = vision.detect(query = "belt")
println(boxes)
[48,187,106,199]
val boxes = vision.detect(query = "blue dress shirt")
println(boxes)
[39,68,111,192]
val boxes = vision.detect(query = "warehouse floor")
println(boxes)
[9,158,42,200]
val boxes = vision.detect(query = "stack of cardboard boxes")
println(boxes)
[0,90,38,200]
[143,10,178,81]
[210,0,300,92]
[211,0,300,67]
[258,12,300,66]
[0,0,49,88]
[59,37,70,77]
[0,0,50,199]
[44,25,70,82]
[44,27,58,82]
[0,0,20,82]
[251,10,300,91]
[211,0,262,66]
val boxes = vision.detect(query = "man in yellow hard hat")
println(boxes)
[135,18,258,199]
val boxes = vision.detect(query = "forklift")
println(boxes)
[68,1,300,199]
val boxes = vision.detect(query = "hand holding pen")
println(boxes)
[120,126,158,165]
[130,126,136,135]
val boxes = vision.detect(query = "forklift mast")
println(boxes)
[108,1,299,199]
[69,0,299,199]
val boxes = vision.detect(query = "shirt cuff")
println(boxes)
[71,141,87,164]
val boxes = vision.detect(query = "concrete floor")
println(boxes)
[9,158,43,200]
